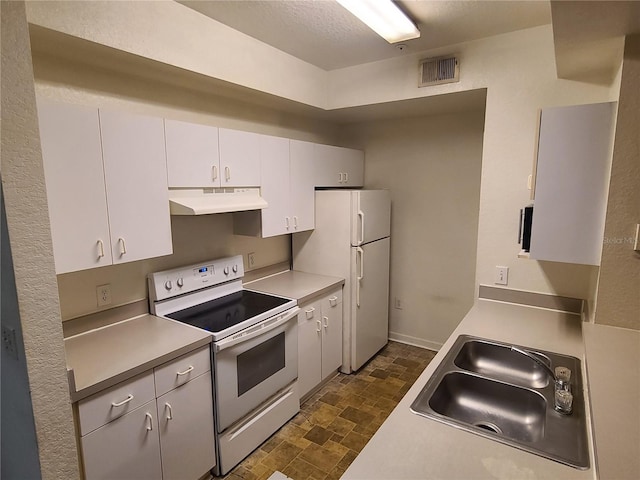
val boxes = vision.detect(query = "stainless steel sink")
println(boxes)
[411,335,589,469]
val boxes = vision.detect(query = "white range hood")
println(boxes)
[169,188,268,215]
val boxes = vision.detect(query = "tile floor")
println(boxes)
[222,341,436,480]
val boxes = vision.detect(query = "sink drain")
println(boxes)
[474,422,503,434]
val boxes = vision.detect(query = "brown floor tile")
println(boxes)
[339,405,375,425]
[340,430,370,453]
[261,441,303,470]
[299,443,344,472]
[282,457,327,480]
[303,425,334,446]
[308,402,343,428]
[326,416,356,436]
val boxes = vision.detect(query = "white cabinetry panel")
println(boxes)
[81,400,162,480]
[37,99,113,273]
[156,373,215,480]
[259,135,291,237]
[219,128,261,186]
[530,102,616,265]
[297,288,343,399]
[165,119,220,187]
[290,140,316,233]
[99,109,173,264]
[314,144,364,187]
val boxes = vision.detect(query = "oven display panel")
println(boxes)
[166,290,290,334]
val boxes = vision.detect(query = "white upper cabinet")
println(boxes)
[165,119,220,187]
[218,128,261,187]
[37,99,173,274]
[234,137,315,238]
[38,99,113,273]
[289,140,316,232]
[313,144,364,187]
[529,101,616,266]
[99,109,173,264]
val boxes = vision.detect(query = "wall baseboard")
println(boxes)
[389,332,442,352]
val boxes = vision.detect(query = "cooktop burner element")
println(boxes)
[166,290,290,334]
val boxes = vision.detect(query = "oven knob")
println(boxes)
[224,266,230,275]
[164,280,172,290]
[232,265,238,273]
[176,278,184,288]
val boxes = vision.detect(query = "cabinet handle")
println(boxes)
[344,172,349,183]
[285,216,290,230]
[323,316,328,329]
[305,307,315,320]
[176,365,194,376]
[212,165,218,181]
[225,166,231,182]
[165,403,173,421]
[145,412,153,431]
[97,239,105,259]
[329,296,338,307]
[316,318,322,333]
[293,216,298,229]
[339,172,344,183]
[111,394,134,407]
[118,237,127,256]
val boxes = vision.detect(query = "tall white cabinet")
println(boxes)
[530,101,617,265]
[37,99,172,274]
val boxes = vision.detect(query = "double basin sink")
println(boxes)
[410,335,589,469]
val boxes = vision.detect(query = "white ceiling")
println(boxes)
[180,0,551,70]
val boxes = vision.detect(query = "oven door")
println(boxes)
[214,307,299,432]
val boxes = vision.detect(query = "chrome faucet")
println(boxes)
[510,346,573,415]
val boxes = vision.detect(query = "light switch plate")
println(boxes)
[495,266,509,285]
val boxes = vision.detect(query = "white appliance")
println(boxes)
[293,189,391,373]
[148,256,300,475]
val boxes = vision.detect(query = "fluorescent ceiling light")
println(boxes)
[336,0,420,44]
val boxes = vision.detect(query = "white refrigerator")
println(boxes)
[293,190,391,373]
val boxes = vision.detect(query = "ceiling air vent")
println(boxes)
[419,55,459,87]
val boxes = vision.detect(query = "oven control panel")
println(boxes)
[148,255,245,302]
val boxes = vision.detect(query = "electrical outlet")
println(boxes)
[394,297,403,309]
[247,252,256,269]
[495,266,509,285]
[2,325,18,359]
[96,284,112,307]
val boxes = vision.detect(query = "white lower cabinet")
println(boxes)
[78,346,215,480]
[298,288,343,399]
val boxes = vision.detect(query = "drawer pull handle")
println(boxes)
[176,365,194,376]
[145,412,153,431]
[323,316,328,329]
[97,239,105,259]
[165,403,173,421]
[111,394,134,407]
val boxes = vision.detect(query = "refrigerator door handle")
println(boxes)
[356,246,364,307]
[358,210,365,245]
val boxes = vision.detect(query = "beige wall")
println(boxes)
[342,110,485,348]
[595,34,640,330]
[0,2,79,477]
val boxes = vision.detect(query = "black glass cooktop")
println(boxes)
[166,290,290,334]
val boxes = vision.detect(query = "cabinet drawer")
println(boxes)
[78,371,155,436]
[299,300,323,325]
[154,346,211,397]
[324,289,343,307]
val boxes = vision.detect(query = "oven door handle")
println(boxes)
[214,307,300,353]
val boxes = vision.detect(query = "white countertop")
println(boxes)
[583,323,640,480]
[245,270,344,304]
[342,299,594,480]
[64,314,212,402]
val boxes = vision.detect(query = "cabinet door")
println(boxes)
[219,128,261,187]
[297,301,323,399]
[530,102,616,265]
[99,109,173,264]
[314,144,364,187]
[81,400,162,480]
[321,290,343,379]
[156,373,216,480]
[37,99,113,273]
[290,140,315,233]
[259,135,291,237]
[165,119,220,187]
